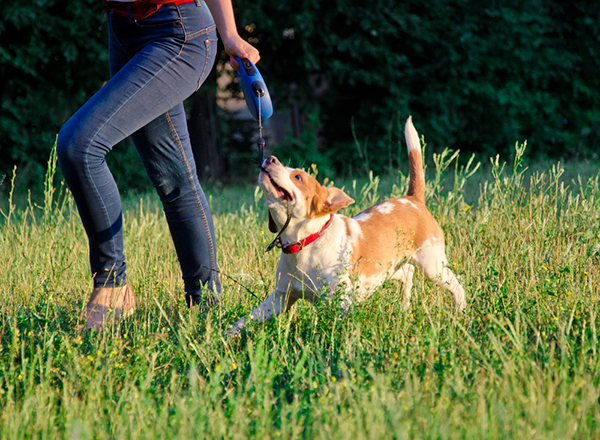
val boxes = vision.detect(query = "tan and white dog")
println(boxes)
[230,117,465,335]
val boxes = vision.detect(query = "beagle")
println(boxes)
[230,117,466,335]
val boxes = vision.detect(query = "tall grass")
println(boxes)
[0,142,599,439]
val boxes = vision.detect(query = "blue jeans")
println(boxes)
[56,1,221,301]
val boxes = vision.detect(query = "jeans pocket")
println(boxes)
[196,37,217,91]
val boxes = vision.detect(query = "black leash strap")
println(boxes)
[257,91,265,164]
[197,265,260,299]
[265,198,293,252]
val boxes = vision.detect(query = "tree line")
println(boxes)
[1,0,598,193]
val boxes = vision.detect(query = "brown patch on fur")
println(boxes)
[407,149,425,204]
[289,170,354,218]
[345,197,444,279]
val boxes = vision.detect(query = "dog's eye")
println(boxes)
[295,174,303,182]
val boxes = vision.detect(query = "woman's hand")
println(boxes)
[223,35,260,71]
[203,0,260,71]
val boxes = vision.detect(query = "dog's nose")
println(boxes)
[263,156,279,166]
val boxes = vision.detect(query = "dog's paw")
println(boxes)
[224,318,247,338]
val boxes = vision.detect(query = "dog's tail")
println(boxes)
[405,116,425,204]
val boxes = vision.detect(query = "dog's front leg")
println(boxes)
[229,290,288,336]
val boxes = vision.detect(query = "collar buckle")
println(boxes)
[282,241,303,254]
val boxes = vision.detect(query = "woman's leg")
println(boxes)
[57,2,220,301]
[130,102,221,301]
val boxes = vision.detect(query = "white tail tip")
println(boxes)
[405,116,421,153]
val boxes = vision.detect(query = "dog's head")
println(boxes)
[258,156,354,232]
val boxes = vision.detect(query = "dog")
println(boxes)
[229,117,466,336]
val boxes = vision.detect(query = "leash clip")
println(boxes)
[265,236,282,253]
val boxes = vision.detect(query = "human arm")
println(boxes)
[204,0,259,69]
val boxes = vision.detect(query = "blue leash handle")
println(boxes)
[234,56,273,121]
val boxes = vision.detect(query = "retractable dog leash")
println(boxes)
[234,56,273,165]
[233,57,293,253]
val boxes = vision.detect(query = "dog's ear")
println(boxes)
[312,187,355,217]
[268,210,279,233]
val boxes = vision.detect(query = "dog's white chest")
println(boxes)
[276,222,352,297]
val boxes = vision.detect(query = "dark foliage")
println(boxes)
[1,0,598,191]
[234,0,600,172]
[0,0,109,191]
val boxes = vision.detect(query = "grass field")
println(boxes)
[1,144,599,438]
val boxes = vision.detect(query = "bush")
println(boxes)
[0,0,109,192]
[234,0,600,173]
[2,0,599,191]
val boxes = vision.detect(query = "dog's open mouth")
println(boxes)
[263,171,293,201]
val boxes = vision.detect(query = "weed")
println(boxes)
[0,145,599,438]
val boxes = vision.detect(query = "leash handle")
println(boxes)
[234,56,273,120]
[233,56,270,165]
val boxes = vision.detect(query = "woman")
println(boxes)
[57,0,258,330]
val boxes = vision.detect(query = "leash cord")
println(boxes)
[201,265,260,299]
[265,197,293,252]
[257,93,265,165]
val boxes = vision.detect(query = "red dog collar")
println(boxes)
[281,214,334,254]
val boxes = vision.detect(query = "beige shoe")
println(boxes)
[86,283,136,331]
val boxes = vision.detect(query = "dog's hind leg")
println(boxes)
[391,263,415,310]
[413,246,466,312]
[430,266,466,312]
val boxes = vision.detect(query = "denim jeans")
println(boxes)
[56,1,221,300]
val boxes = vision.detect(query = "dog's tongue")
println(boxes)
[264,171,292,201]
